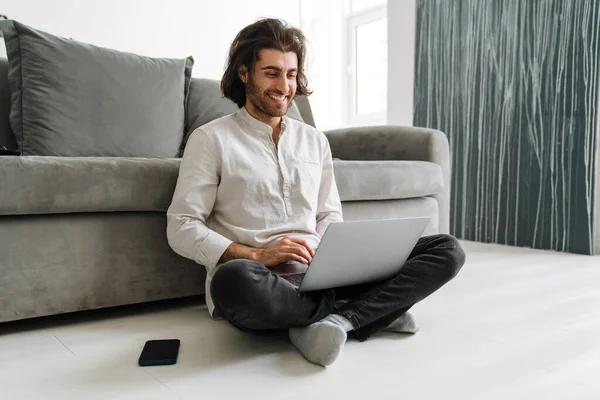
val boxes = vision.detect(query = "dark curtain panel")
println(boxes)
[414,0,600,254]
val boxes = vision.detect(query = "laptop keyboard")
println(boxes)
[280,273,305,287]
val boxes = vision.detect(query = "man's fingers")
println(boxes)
[290,254,309,264]
[279,245,311,264]
[286,244,312,262]
[284,236,315,257]
[280,251,308,264]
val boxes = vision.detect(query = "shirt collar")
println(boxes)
[237,106,287,136]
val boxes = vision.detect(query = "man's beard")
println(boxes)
[245,75,292,118]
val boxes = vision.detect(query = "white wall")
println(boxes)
[387,0,415,126]
[0,0,300,79]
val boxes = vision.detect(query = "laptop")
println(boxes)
[271,217,431,292]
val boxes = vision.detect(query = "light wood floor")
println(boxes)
[1,240,599,400]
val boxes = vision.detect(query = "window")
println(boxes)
[300,0,387,129]
[344,2,387,126]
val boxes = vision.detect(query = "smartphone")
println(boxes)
[138,339,180,367]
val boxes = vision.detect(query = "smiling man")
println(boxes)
[167,18,465,367]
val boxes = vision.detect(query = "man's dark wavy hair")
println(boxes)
[221,18,312,108]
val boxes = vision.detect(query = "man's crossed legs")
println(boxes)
[211,234,466,366]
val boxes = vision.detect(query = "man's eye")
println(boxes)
[267,73,277,77]
[288,74,297,79]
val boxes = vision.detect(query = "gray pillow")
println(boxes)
[0,58,17,151]
[184,77,304,154]
[0,20,193,157]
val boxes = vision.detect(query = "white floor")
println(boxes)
[2,241,600,400]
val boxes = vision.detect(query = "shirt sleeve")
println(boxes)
[315,135,344,237]
[166,129,233,270]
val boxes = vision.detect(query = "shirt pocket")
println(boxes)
[291,159,322,207]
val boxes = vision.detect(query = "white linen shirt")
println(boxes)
[166,107,343,317]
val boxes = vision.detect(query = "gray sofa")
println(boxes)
[0,58,450,323]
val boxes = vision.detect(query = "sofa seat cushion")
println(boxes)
[0,157,444,216]
[333,160,444,202]
[0,156,180,215]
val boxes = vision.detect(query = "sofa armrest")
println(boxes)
[324,126,451,233]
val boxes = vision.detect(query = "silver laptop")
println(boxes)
[272,217,430,292]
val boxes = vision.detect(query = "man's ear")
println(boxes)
[238,65,248,84]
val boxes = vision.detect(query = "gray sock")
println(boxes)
[289,318,348,367]
[323,314,354,332]
[384,312,419,334]
[334,300,419,334]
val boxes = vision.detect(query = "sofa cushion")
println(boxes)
[0,58,17,151]
[333,160,444,201]
[0,156,181,216]
[0,157,444,216]
[343,197,439,235]
[0,20,193,157]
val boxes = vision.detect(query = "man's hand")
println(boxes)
[218,237,315,266]
[255,236,315,267]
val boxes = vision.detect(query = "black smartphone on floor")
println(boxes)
[138,339,180,367]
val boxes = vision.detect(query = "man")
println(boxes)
[167,18,465,367]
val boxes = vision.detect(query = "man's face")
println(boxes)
[241,48,298,119]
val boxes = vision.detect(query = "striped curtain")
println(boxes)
[414,0,600,254]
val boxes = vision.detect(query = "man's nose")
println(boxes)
[275,75,289,94]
